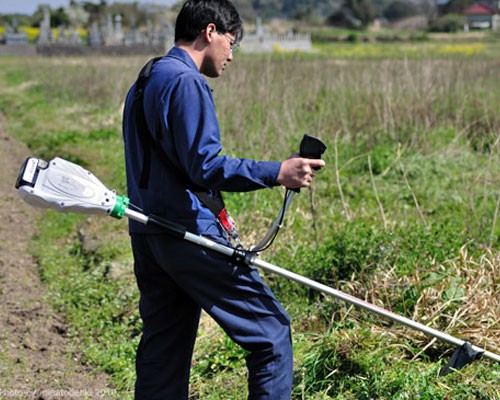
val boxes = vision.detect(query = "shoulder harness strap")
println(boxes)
[133,56,163,189]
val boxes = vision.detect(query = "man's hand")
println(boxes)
[277,157,325,189]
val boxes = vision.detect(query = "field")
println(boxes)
[0,37,499,399]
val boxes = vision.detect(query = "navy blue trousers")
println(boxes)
[131,234,293,400]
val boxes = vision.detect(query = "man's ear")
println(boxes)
[203,23,217,43]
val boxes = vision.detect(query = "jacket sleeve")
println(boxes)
[163,72,281,192]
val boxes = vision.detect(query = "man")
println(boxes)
[122,0,325,399]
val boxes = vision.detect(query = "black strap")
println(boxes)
[133,56,162,189]
[193,190,225,216]
[134,56,163,101]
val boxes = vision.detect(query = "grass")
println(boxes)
[312,39,500,59]
[0,37,498,399]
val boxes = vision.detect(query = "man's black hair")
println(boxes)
[175,0,244,43]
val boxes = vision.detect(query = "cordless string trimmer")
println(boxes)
[14,134,500,373]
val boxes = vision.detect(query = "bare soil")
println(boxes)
[0,118,114,400]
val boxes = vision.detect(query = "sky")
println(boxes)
[0,0,177,15]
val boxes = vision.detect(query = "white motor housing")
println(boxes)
[16,157,121,217]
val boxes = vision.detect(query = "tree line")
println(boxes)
[0,0,482,31]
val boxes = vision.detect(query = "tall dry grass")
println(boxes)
[213,56,500,155]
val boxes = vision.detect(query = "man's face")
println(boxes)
[201,30,236,78]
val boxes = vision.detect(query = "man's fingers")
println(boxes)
[277,157,326,189]
[307,159,326,170]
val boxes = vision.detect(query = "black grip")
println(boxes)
[299,134,327,159]
[290,134,327,192]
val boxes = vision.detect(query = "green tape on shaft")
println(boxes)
[111,195,130,219]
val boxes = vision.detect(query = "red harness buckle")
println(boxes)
[218,207,240,243]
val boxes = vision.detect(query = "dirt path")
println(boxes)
[0,119,114,399]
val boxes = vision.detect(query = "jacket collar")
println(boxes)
[166,46,199,72]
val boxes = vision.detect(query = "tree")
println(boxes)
[249,0,283,19]
[293,5,316,21]
[327,7,363,28]
[344,0,375,26]
[66,2,90,28]
[383,0,420,21]
[232,0,258,20]
[428,13,465,31]
[52,7,70,27]
[439,0,474,15]
[82,1,108,23]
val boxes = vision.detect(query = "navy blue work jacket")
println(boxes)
[123,46,281,239]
